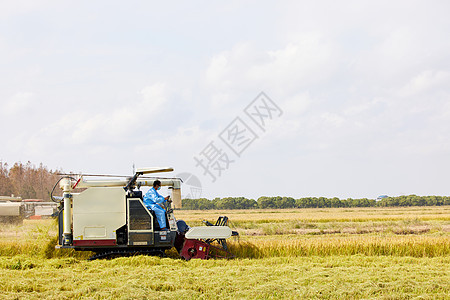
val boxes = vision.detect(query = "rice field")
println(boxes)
[0,206,449,299]
[178,206,450,259]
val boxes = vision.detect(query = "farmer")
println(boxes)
[143,180,171,230]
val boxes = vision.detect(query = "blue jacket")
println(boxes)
[143,187,166,209]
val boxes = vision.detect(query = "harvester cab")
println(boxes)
[54,167,237,260]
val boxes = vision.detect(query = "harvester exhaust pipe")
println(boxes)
[60,178,73,246]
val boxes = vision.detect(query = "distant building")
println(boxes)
[22,199,58,219]
[376,195,389,201]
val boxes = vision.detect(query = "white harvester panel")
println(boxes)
[73,187,126,241]
[185,226,232,239]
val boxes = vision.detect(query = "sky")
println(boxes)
[1,1,449,200]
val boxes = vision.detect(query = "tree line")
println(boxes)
[1,161,448,208]
[182,195,450,210]
[0,161,60,200]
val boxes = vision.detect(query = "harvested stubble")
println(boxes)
[0,255,449,299]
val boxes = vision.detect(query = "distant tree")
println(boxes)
[234,197,258,209]
[181,197,257,210]
[9,162,33,198]
[0,162,13,196]
[330,197,342,208]
[215,197,236,210]
[182,198,215,210]
[258,196,276,209]
[197,198,216,210]
[276,197,295,209]
[444,197,450,206]
[3,161,60,200]
[296,197,316,208]
[183,194,450,210]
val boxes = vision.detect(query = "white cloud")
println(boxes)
[261,33,335,85]
[206,54,231,88]
[320,112,345,127]
[282,92,311,116]
[135,125,206,154]
[205,33,335,95]
[0,1,51,20]
[139,82,167,111]
[378,27,415,61]
[398,70,450,98]
[1,92,34,115]
[26,82,169,150]
[343,98,383,116]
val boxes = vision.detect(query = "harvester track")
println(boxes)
[88,248,166,261]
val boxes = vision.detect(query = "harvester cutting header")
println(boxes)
[54,167,237,260]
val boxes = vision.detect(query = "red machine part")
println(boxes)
[180,239,210,260]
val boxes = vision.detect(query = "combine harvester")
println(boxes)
[53,167,238,260]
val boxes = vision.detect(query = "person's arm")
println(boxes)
[154,190,167,204]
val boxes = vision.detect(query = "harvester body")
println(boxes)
[66,186,177,249]
[55,168,237,260]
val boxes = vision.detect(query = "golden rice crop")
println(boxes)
[229,235,449,258]
[0,206,448,259]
